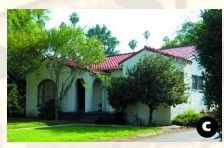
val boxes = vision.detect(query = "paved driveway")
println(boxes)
[138,129,220,142]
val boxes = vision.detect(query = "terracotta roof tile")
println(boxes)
[67,45,196,72]
[160,45,196,59]
[90,53,133,70]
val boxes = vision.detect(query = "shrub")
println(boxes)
[38,99,55,120]
[7,84,25,117]
[172,109,205,126]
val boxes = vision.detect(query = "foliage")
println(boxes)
[172,109,205,126]
[38,99,56,120]
[107,77,136,122]
[46,23,106,120]
[7,9,49,117]
[7,9,49,80]
[107,77,134,112]
[128,39,138,52]
[126,54,188,125]
[195,9,222,141]
[143,30,150,45]
[86,24,120,55]
[69,12,79,25]
[8,124,161,142]
[7,84,25,117]
[162,21,202,48]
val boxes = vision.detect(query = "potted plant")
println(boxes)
[98,103,102,112]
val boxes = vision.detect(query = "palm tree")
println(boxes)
[143,30,150,46]
[69,12,79,25]
[128,40,138,52]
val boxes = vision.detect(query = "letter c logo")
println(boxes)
[197,116,218,138]
[202,121,211,131]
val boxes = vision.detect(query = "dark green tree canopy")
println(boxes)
[69,12,79,25]
[86,24,120,56]
[195,9,222,140]
[128,39,138,52]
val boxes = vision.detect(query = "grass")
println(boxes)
[8,118,161,142]
[8,117,76,129]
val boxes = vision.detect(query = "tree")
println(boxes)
[127,55,188,125]
[86,24,120,55]
[143,30,150,45]
[161,21,202,48]
[69,12,79,25]
[107,77,135,121]
[163,36,170,43]
[195,9,222,141]
[128,39,138,52]
[7,9,49,116]
[7,9,49,80]
[46,24,106,120]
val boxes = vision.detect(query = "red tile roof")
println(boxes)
[66,45,196,72]
[90,53,133,70]
[160,45,196,59]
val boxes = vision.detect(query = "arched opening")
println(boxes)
[38,79,56,107]
[92,78,102,112]
[77,78,85,112]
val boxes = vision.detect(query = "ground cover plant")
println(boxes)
[171,109,206,126]
[8,118,161,142]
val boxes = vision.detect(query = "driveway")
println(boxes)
[137,129,220,142]
[109,126,220,142]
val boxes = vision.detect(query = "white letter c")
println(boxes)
[202,121,211,131]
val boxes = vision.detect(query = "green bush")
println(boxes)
[7,84,25,117]
[172,109,205,126]
[38,99,56,120]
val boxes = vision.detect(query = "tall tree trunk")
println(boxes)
[148,106,153,126]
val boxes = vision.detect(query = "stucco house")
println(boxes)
[26,45,206,125]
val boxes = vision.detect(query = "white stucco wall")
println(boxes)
[26,60,96,116]
[126,102,171,125]
[171,57,205,120]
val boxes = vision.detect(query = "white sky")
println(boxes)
[45,9,201,53]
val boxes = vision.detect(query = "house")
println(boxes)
[26,45,206,125]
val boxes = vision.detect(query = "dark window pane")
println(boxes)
[192,75,197,89]
[38,80,55,106]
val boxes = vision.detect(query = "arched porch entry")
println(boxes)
[92,78,102,112]
[77,78,85,112]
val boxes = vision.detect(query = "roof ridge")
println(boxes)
[160,44,195,50]
[107,52,135,57]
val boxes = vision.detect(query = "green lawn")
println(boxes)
[8,118,161,142]
[8,117,76,129]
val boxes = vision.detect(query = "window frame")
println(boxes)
[192,75,203,91]
[37,79,56,107]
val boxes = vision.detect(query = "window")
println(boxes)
[192,75,203,90]
[38,80,56,107]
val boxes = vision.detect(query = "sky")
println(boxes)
[45,9,201,53]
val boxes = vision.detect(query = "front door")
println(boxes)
[77,79,85,112]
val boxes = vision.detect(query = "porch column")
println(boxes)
[84,74,93,112]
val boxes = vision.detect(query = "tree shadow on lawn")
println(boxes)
[7,117,76,129]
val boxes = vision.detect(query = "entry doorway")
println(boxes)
[77,78,85,112]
